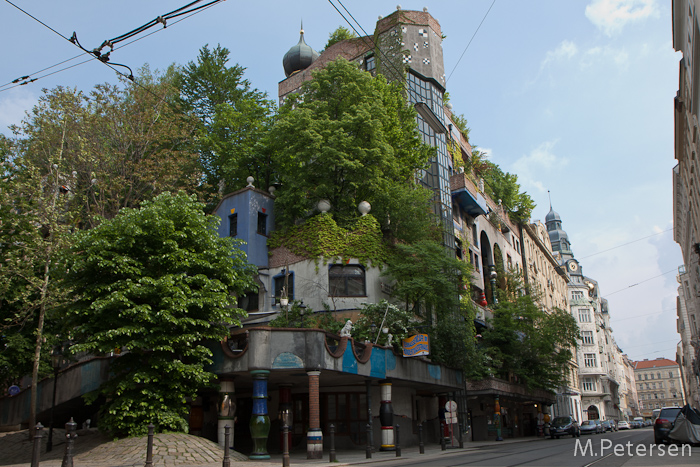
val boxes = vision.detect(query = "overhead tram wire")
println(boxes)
[577,228,674,260]
[446,0,496,83]
[605,269,677,297]
[1,0,223,97]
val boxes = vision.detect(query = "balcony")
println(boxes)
[450,172,488,218]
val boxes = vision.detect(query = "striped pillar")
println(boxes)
[249,370,271,460]
[379,380,395,451]
[217,378,236,449]
[307,370,323,459]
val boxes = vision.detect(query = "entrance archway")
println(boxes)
[587,405,600,420]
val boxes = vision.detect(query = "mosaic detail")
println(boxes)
[401,26,407,33]
[413,42,419,51]
[424,41,429,48]
[403,54,412,64]
[418,28,428,38]
[423,58,430,65]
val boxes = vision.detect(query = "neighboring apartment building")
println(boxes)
[672,0,700,410]
[633,358,686,417]
[545,207,623,422]
[619,354,641,420]
[677,266,700,408]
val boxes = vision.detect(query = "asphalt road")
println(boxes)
[365,428,700,467]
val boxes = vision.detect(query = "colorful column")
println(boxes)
[494,396,503,441]
[217,378,236,449]
[307,371,323,459]
[249,370,271,460]
[379,380,395,451]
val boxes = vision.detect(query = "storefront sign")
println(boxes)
[402,334,429,357]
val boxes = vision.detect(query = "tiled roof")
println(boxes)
[632,358,678,370]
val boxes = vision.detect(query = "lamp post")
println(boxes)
[46,347,62,452]
[489,265,498,304]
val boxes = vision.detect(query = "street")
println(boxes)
[367,428,699,467]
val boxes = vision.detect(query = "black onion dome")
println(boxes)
[545,207,561,223]
[283,28,319,77]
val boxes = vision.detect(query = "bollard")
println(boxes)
[365,423,372,459]
[31,423,43,467]
[418,422,425,454]
[441,426,446,451]
[329,423,336,463]
[282,425,290,467]
[61,418,77,467]
[223,425,231,467]
[395,424,401,457]
[458,421,464,448]
[144,423,154,467]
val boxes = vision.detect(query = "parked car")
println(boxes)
[580,420,600,435]
[594,420,603,433]
[601,420,614,432]
[550,416,580,439]
[654,406,682,444]
[617,420,630,430]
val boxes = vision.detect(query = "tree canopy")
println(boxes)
[269,58,434,230]
[62,191,257,436]
[324,26,358,50]
[177,44,275,200]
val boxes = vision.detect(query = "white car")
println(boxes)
[617,420,630,430]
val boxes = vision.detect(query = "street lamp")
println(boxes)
[47,346,63,452]
[489,265,498,304]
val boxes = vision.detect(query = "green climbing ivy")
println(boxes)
[268,213,389,268]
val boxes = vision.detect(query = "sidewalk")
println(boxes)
[0,427,545,467]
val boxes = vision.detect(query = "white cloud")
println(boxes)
[541,40,579,68]
[0,89,36,134]
[580,45,630,70]
[511,141,569,193]
[585,0,658,36]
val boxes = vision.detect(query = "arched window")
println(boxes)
[329,265,366,297]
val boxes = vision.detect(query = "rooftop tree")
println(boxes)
[268,57,434,232]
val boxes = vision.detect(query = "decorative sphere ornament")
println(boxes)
[246,176,254,187]
[358,201,371,216]
[317,199,331,213]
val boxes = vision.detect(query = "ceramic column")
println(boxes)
[217,378,236,448]
[249,370,271,459]
[307,370,323,459]
[379,380,395,451]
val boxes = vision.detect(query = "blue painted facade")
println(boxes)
[213,186,275,268]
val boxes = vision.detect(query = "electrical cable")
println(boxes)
[446,0,497,83]
[1,0,223,95]
[604,269,677,297]
[578,228,674,260]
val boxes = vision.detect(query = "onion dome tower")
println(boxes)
[545,204,571,255]
[283,23,319,77]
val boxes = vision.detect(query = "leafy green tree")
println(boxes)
[479,161,535,224]
[324,26,358,49]
[269,58,434,230]
[382,240,470,318]
[350,300,418,348]
[482,272,579,391]
[12,67,201,230]
[177,45,275,200]
[0,130,75,432]
[62,192,257,437]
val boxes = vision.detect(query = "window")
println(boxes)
[578,309,591,322]
[257,212,268,235]
[581,331,594,345]
[645,374,648,380]
[669,371,674,378]
[650,374,654,380]
[364,55,375,73]
[584,353,597,368]
[572,291,584,300]
[329,265,366,297]
[657,372,661,379]
[324,393,367,444]
[237,291,259,312]
[274,272,294,303]
[582,378,596,392]
[229,213,238,237]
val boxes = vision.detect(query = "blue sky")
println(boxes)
[0,0,683,362]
